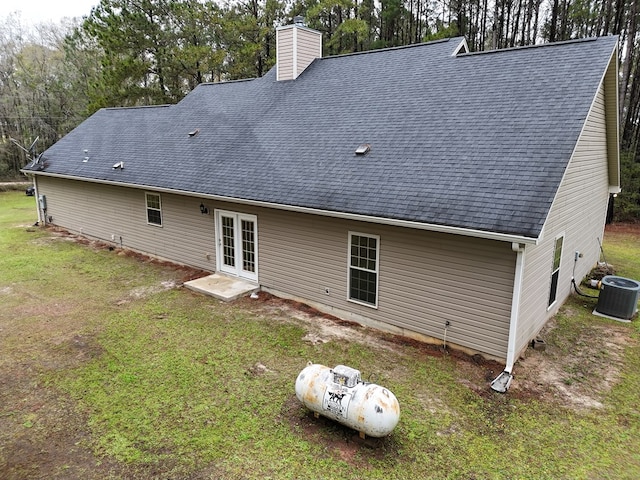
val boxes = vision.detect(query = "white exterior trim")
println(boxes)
[605,48,620,189]
[23,172,539,246]
[452,38,469,56]
[546,232,565,310]
[347,231,380,309]
[214,209,258,282]
[505,242,526,373]
[145,192,163,227]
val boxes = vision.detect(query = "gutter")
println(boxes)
[21,170,540,246]
[491,242,526,392]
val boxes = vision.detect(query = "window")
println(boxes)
[241,219,256,273]
[145,193,162,226]
[348,233,379,307]
[548,235,564,306]
[221,215,235,267]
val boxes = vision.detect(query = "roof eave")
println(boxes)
[538,37,620,239]
[23,170,540,245]
[604,44,621,191]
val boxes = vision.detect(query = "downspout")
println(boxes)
[491,242,526,393]
[33,176,43,224]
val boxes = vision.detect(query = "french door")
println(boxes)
[215,210,258,282]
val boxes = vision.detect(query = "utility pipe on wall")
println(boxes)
[32,176,43,224]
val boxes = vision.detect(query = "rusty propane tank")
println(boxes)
[295,363,400,438]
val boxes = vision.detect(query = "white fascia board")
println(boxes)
[605,47,621,190]
[541,43,620,234]
[23,171,540,245]
[452,38,469,56]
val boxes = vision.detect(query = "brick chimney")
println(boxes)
[276,16,322,81]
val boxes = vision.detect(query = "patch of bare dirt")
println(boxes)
[278,395,401,468]
[510,316,634,409]
[606,222,640,235]
[0,309,130,479]
[0,367,126,480]
[248,292,635,412]
[1,225,211,479]
[1,285,14,295]
[43,225,210,284]
[245,292,414,355]
[126,280,178,300]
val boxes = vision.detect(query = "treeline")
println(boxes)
[1,0,639,219]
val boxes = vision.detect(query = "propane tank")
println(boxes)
[295,363,400,438]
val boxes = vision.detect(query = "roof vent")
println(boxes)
[293,15,305,26]
[452,38,470,56]
[112,161,124,170]
[188,129,200,137]
[355,144,371,155]
[83,149,89,162]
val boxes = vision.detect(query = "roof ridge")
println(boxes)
[103,104,172,111]
[457,36,612,58]
[197,77,257,87]
[318,37,464,61]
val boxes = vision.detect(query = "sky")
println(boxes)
[0,0,98,24]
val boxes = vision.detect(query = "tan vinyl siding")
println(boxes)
[35,177,216,271]
[257,209,515,359]
[34,178,515,358]
[276,25,321,81]
[276,29,294,81]
[294,28,322,75]
[517,84,611,354]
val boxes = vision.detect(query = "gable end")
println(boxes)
[604,48,620,193]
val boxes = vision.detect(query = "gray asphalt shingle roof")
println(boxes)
[28,36,618,239]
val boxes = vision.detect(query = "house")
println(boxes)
[22,21,620,391]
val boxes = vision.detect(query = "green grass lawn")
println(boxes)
[1,191,639,479]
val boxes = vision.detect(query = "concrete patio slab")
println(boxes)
[184,273,259,302]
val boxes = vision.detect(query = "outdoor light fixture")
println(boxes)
[200,203,209,215]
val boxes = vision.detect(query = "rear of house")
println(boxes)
[35,176,516,359]
[23,30,620,381]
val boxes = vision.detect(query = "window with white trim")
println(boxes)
[348,232,379,307]
[548,235,563,306]
[145,193,162,226]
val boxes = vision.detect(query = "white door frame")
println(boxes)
[214,209,258,282]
